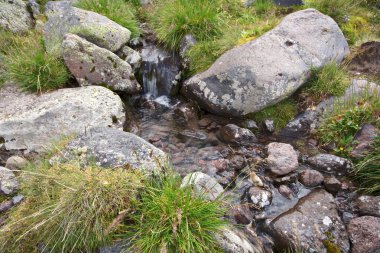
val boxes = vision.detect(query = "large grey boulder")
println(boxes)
[62,34,141,94]
[0,0,34,34]
[268,189,350,253]
[55,127,167,173]
[0,84,124,152]
[43,1,131,54]
[182,9,349,117]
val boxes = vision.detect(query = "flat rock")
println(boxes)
[354,195,380,218]
[55,127,167,173]
[181,172,224,201]
[43,2,131,54]
[268,189,350,253]
[214,227,263,253]
[348,216,380,253]
[0,0,34,34]
[267,142,298,175]
[0,85,124,151]
[182,9,349,117]
[0,166,18,195]
[307,154,353,176]
[62,34,141,94]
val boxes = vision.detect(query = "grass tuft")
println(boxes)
[300,62,350,103]
[0,159,143,253]
[75,0,141,38]
[0,31,70,92]
[248,99,298,131]
[125,173,227,253]
[353,137,380,194]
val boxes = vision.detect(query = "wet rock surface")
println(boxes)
[266,142,298,175]
[182,9,349,117]
[268,189,350,253]
[214,227,262,253]
[0,84,124,151]
[43,2,131,53]
[54,127,167,173]
[348,216,380,253]
[62,34,141,94]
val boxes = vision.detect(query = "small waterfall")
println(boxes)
[140,45,180,99]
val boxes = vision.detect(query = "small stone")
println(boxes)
[198,118,212,128]
[12,195,24,205]
[228,204,254,225]
[173,103,198,126]
[324,177,342,194]
[220,124,257,146]
[308,154,353,176]
[229,155,246,171]
[5,156,28,171]
[181,172,224,201]
[0,200,13,213]
[267,142,299,176]
[348,216,380,253]
[248,187,272,209]
[249,172,264,187]
[299,169,324,187]
[264,119,275,133]
[0,167,19,195]
[214,228,262,253]
[242,120,259,131]
[278,185,293,199]
[117,46,142,71]
[354,195,380,218]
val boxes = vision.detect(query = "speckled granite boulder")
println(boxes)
[0,0,34,34]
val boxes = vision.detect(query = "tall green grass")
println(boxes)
[0,31,69,92]
[301,62,350,103]
[75,0,141,38]
[0,160,143,253]
[125,173,227,253]
[147,0,223,50]
[304,0,364,22]
[353,137,380,194]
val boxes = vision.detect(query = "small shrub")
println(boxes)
[0,32,69,92]
[301,62,350,103]
[317,97,380,157]
[75,0,140,38]
[341,16,370,45]
[248,99,298,130]
[125,173,227,253]
[353,137,380,194]
[0,160,143,252]
[147,0,223,50]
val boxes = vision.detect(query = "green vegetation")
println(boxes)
[304,0,362,22]
[0,159,143,253]
[317,94,380,157]
[248,99,298,131]
[75,0,141,38]
[0,31,70,92]
[353,137,380,194]
[125,173,227,253]
[300,62,350,103]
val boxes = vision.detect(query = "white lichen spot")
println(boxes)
[322,216,332,227]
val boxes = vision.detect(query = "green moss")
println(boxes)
[323,240,342,253]
[247,99,298,131]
